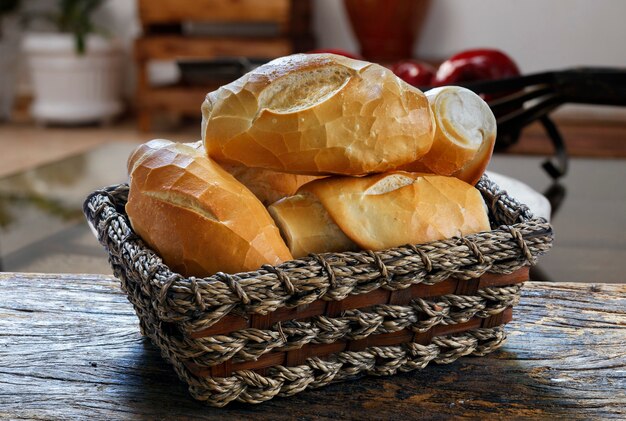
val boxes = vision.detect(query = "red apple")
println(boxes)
[391,60,436,86]
[433,48,520,86]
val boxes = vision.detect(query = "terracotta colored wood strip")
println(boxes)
[455,277,481,296]
[478,267,529,288]
[413,328,434,346]
[482,308,513,328]
[190,314,248,337]
[388,287,414,305]
[190,268,528,339]
[250,313,273,330]
[189,309,514,378]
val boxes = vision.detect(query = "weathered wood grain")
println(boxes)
[0,273,624,420]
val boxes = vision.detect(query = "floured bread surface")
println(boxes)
[364,173,415,195]
[257,65,352,113]
[126,140,292,277]
[202,53,435,175]
[303,172,491,251]
[127,138,178,175]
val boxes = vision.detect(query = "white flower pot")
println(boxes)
[22,33,124,124]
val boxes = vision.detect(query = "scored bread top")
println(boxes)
[202,53,435,176]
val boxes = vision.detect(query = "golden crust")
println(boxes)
[218,162,320,206]
[400,86,496,185]
[300,172,491,251]
[202,53,435,176]
[268,192,359,258]
[126,140,292,277]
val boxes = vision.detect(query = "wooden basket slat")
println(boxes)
[187,308,513,378]
[189,267,528,338]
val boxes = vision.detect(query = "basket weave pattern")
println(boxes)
[84,176,553,406]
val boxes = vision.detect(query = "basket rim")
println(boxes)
[83,175,553,321]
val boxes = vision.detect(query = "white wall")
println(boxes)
[29,0,626,118]
[88,0,626,78]
[314,0,626,120]
[315,0,626,73]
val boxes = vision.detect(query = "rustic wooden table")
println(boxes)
[1,273,624,420]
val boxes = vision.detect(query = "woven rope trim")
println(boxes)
[176,326,508,407]
[83,176,552,330]
[81,175,541,407]
[111,245,512,407]
[167,284,521,366]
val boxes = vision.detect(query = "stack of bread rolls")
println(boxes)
[126,53,497,276]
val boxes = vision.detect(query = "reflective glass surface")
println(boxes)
[1,143,624,283]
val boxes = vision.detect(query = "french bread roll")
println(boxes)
[126,139,292,277]
[268,172,491,257]
[268,191,359,258]
[129,139,316,206]
[202,53,435,176]
[127,138,176,175]
[399,86,496,185]
[217,163,320,206]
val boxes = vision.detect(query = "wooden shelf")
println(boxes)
[138,85,218,115]
[138,0,291,27]
[135,0,313,132]
[135,36,293,61]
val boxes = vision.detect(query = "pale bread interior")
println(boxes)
[401,86,496,177]
[257,65,352,114]
[144,190,218,222]
[436,87,493,148]
[364,174,416,195]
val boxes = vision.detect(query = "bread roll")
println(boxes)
[126,140,292,277]
[127,138,176,175]
[269,172,491,257]
[218,162,320,206]
[268,191,359,258]
[400,86,496,185]
[202,53,435,176]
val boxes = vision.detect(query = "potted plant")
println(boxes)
[22,0,123,125]
[0,0,21,121]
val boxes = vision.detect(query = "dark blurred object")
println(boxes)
[543,181,566,220]
[182,21,280,38]
[430,68,626,180]
[135,0,313,132]
[343,0,430,62]
[0,0,21,120]
[177,57,269,86]
[0,0,19,16]
[391,59,435,86]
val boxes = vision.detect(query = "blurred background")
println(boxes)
[1,0,625,280]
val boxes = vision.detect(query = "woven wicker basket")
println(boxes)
[83,175,552,407]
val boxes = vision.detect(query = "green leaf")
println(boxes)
[57,0,106,54]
